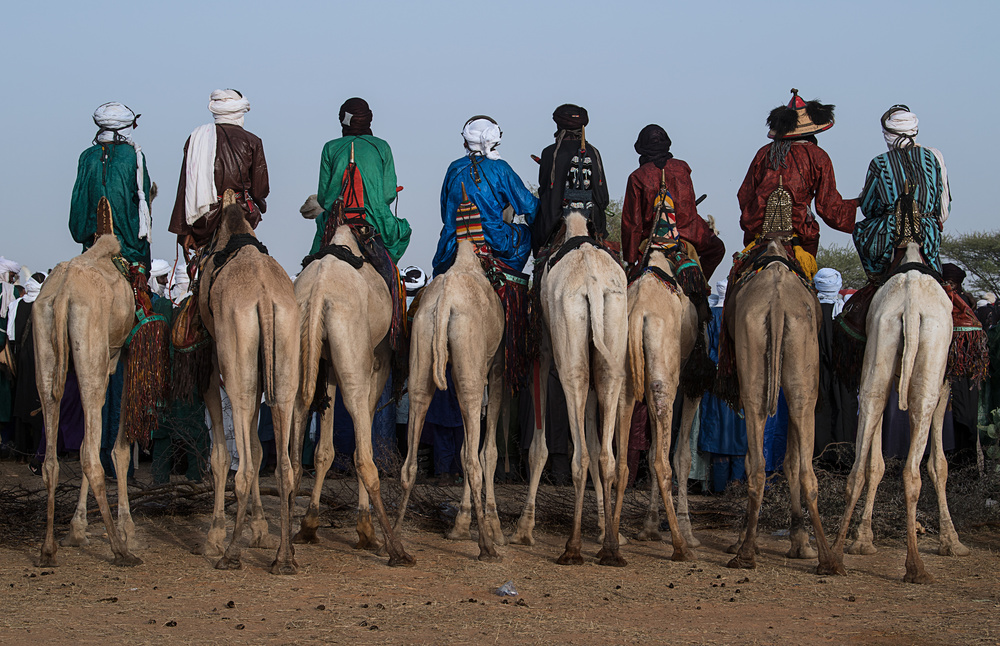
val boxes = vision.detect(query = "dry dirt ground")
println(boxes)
[1,461,998,646]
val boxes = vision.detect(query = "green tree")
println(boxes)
[940,230,1000,296]
[605,197,622,246]
[816,243,867,289]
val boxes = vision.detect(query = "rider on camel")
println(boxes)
[309,97,412,262]
[169,89,269,264]
[621,124,726,280]
[432,116,538,276]
[530,104,609,254]
[70,102,153,268]
[853,105,950,279]
[737,89,857,277]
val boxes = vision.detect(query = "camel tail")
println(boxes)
[587,278,615,368]
[50,293,70,398]
[259,299,278,406]
[765,310,783,417]
[897,299,920,411]
[432,299,450,391]
[628,309,646,401]
[298,296,324,407]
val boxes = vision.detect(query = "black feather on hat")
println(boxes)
[767,89,836,139]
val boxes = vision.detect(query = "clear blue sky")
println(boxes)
[1,0,997,284]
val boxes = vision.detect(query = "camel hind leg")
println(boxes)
[110,412,137,553]
[674,395,702,548]
[294,375,336,544]
[902,396,937,583]
[926,383,969,557]
[203,369,229,557]
[511,347,551,546]
[247,396,278,550]
[395,343,435,534]
[480,360,507,548]
[62,474,90,547]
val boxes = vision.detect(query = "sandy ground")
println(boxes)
[1,461,998,646]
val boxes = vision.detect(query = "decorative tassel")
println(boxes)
[121,315,169,448]
[713,319,741,412]
[948,328,989,384]
[498,275,531,392]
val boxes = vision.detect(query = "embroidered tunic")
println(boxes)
[737,141,857,255]
[311,135,411,261]
[432,156,538,276]
[70,143,153,267]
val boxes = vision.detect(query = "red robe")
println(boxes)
[622,159,726,280]
[737,141,857,255]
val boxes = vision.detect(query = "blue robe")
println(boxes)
[432,156,538,276]
[699,307,748,457]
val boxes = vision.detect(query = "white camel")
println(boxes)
[831,242,969,583]
[290,201,413,566]
[511,211,628,565]
[396,237,507,560]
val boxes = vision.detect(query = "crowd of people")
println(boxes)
[0,86,991,495]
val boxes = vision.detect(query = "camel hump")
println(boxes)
[82,232,121,260]
[222,189,239,208]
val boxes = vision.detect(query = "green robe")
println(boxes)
[70,143,152,267]
[312,135,411,261]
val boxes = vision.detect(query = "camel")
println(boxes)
[511,211,628,565]
[395,237,507,561]
[34,221,141,567]
[831,242,969,583]
[289,201,413,567]
[613,248,703,562]
[199,190,300,574]
[724,238,842,575]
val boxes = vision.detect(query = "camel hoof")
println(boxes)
[904,569,934,584]
[598,552,628,568]
[387,552,416,567]
[726,555,756,570]
[214,557,242,570]
[446,529,472,542]
[249,534,279,550]
[671,547,697,562]
[354,537,383,552]
[61,535,90,548]
[726,542,740,554]
[847,541,877,556]
[939,542,970,557]
[292,529,319,545]
[787,545,818,560]
[636,529,662,542]
[270,560,298,576]
[556,551,584,566]
[815,560,847,576]
[684,535,702,549]
[509,532,535,547]
[112,553,143,568]
[478,550,501,563]
[37,554,58,568]
[200,542,224,557]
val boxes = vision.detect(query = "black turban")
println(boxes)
[634,124,673,169]
[942,263,967,287]
[339,97,373,136]
[553,103,589,131]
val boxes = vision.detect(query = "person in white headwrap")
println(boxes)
[69,102,154,268]
[0,257,22,320]
[169,89,269,264]
[169,263,192,305]
[853,104,950,279]
[431,116,538,276]
[813,267,845,317]
[6,271,43,343]
[148,259,172,297]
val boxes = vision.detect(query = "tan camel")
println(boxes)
[34,231,141,567]
[511,211,628,565]
[199,190,300,574]
[613,249,701,562]
[395,237,507,561]
[725,239,842,575]
[289,205,413,566]
[831,242,968,583]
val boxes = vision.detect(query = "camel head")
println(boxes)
[84,232,122,260]
[299,194,323,220]
[563,210,591,238]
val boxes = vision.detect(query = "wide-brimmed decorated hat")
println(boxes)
[767,89,835,139]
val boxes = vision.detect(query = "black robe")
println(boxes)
[531,136,609,254]
[815,302,858,465]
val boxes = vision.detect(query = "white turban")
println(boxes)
[463,118,502,160]
[148,259,171,296]
[169,263,191,304]
[209,89,250,126]
[402,265,428,295]
[5,274,42,342]
[814,267,844,316]
[715,278,728,302]
[92,102,152,242]
[0,257,21,276]
[882,106,950,224]
[0,258,20,318]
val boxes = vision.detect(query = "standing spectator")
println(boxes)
[813,268,857,466]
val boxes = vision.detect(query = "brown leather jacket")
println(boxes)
[169,123,269,248]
